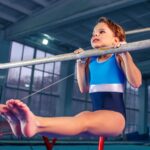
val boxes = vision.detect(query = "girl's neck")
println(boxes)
[98,54,112,61]
[97,46,113,61]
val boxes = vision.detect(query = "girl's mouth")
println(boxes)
[92,38,100,43]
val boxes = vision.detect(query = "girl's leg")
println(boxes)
[6,99,125,138]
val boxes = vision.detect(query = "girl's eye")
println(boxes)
[91,30,105,36]
[99,30,105,34]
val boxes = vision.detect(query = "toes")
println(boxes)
[6,100,16,109]
[7,99,26,110]
[6,99,21,106]
[8,102,28,120]
[7,99,17,105]
[7,103,14,109]
[0,106,9,119]
[0,106,9,113]
[5,102,21,118]
[6,99,31,122]
[13,100,29,111]
[0,104,7,111]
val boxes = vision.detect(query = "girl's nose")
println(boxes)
[93,32,98,37]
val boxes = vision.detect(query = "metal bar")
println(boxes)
[0,39,150,69]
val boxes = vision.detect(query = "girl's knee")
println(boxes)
[112,116,125,136]
[75,111,92,118]
[75,111,92,132]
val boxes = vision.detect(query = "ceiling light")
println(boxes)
[42,38,49,45]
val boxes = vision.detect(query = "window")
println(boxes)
[10,42,23,62]
[72,64,92,115]
[35,50,45,70]
[124,82,139,134]
[7,68,20,86]
[5,41,61,119]
[19,67,32,89]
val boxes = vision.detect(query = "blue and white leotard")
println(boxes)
[89,54,126,118]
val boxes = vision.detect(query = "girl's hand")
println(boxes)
[74,48,87,64]
[114,41,127,48]
[74,48,85,54]
[116,41,128,64]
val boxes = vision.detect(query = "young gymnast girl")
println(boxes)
[0,17,142,138]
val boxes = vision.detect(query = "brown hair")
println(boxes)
[97,17,126,42]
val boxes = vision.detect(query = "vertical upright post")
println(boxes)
[98,136,105,150]
[42,136,57,150]
[0,31,11,103]
[138,79,148,135]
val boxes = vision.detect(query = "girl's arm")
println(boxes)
[117,52,142,88]
[76,61,88,93]
[74,48,89,93]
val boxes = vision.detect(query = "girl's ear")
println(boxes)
[114,37,119,44]
[113,37,120,48]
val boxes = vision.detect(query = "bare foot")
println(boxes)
[0,104,21,137]
[6,99,38,137]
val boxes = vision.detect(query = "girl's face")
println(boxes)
[91,22,118,49]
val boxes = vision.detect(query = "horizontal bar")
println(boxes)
[0,39,150,69]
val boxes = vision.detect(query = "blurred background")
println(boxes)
[0,0,150,149]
